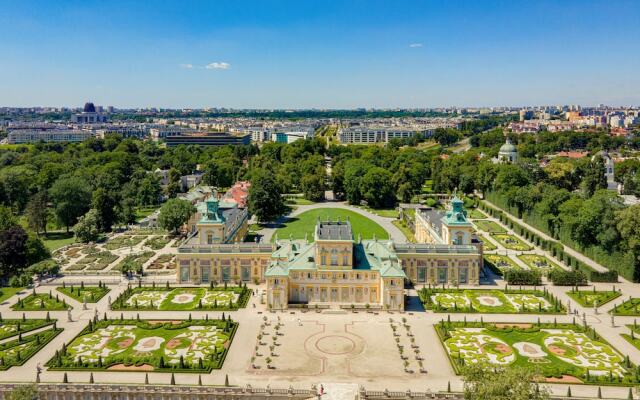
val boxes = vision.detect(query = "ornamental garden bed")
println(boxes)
[437,320,638,386]
[147,255,175,270]
[477,236,497,251]
[517,254,561,273]
[0,321,62,371]
[621,324,640,351]
[11,291,71,311]
[111,285,250,311]
[47,318,236,372]
[566,288,621,308]
[104,235,147,251]
[68,251,118,272]
[490,234,532,251]
[419,287,564,314]
[144,236,171,250]
[115,252,155,273]
[484,255,519,274]
[473,220,506,234]
[57,282,110,303]
[611,298,640,316]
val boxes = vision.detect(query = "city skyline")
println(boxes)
[1,0,639,109]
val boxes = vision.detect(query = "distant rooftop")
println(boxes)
[316,221,353,241]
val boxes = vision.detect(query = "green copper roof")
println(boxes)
[199,198,224,224]
[442,196,472,226]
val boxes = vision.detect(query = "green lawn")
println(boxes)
[419,287,563,314]
[104,235,147,250]
[491,233,532,251]
[11,292,71,311]
[273,208,389,242]
[57,285,110,303]
[468,209,487,219]
[438,321,636,385]
[473,220,507,233]
[112,286,250,311]
[622,325,640,351]
[0,287,25,304]
[357,206,399,218]
[145,236,171,250]
[612,299,640,316]
[566,289,621,308]
[134,206,158,221]
[285,197,316,206]
[41,231,76,251]
[47,319,236,372]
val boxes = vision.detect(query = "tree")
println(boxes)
[462,363,549,400]
[137,175,162,206]
[74,209,100,243]
[50,176,92,232]
[343,159,368,205]
[301,173,325,202]
[25,190,49,235]
[158,199,196,234]
[165,168,182,198]
[0,225,29,277]
[360,167,396,208]
[579,156,608,198]
[0,205,17,232]
[92,187,117,232]
[202,160,219,187]
[116,197,137,227]
[248,170,284,222]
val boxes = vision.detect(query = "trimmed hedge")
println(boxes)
[504,269,542,286]
[548,269,588,286]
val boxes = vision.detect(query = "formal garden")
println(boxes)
[104,234,148,250]
[115,252,155,274]
[477,236,497,251]
[473,220,506,234]
[144,236,172,250]
[484,254,519,274]
[566,287,621,308]
[146,255,176,271]
[419,287,564,314]
[11,290,71,311]
[517,254,561,273]
[57,281,110,303]
[0,320,62,370]
[112,284,250,311]
[437,320,639,385]
[490,234,532,251]
[612,298,640,316]
[64,250,118,272]
[47,318,237,372]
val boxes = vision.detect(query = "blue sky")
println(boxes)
[0,0,639,108]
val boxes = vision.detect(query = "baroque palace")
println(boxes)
[176,194,482,311]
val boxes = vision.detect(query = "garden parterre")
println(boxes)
[11,292,71,311]
[419,288,564,314]
[57,283,110,303]
[490,233,532,251]
[112,285,250,311]
[438,321,638,385]
[566,289,621,308]
[47,319,236,372]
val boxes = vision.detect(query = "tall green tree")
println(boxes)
[25,190,49,235]
[74,209,100,243]
[462,363,549,400]
[49,176,92,232]
[92,187,117,232]
[360,167,396,208]
[0,225,28,277]
[158,199,196,234]
[248,170,284,222]
[301,173,326,202]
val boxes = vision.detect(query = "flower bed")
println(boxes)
[111,285,250,311]
[47,319,236,372]
[566,288,621,308]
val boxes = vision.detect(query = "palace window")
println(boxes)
[330,250,338,266]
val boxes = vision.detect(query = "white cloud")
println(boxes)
[409,43,423,48]
[179,63,194,69]
[205,62,231,70]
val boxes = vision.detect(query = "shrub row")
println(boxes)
[503,269,541,286]
[480,200,618,284]
[548,269,588,286]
